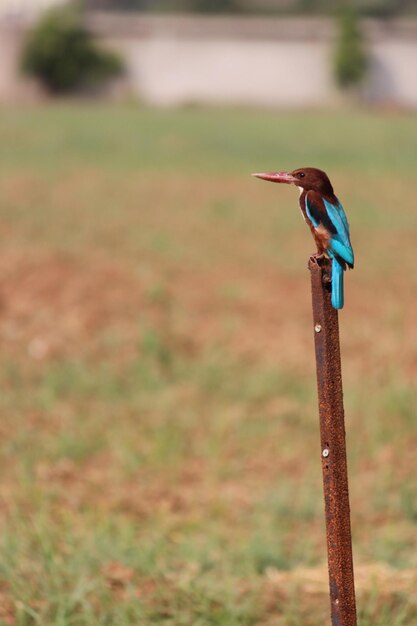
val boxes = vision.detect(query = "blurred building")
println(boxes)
[90,13,417,108]
[0,0,67,20]
[1,7,417,107]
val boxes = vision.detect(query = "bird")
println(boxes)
[252,167,354,310]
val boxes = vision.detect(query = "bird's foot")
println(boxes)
[308,252,326,267]
[308,253,332,285]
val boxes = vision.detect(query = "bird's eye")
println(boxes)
[298,172,305,178]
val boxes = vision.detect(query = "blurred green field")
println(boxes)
[0,105,416,625]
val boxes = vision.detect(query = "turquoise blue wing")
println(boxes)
[323,198,354,268]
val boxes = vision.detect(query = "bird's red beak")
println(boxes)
[252,171,296,184]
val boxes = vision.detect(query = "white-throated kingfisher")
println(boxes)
[252,167,354,310]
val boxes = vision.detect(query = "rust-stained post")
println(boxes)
[309,255,357,626]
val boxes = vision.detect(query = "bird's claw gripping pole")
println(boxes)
[309,256,357,626]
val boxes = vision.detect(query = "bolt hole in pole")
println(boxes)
[309,256,357,626]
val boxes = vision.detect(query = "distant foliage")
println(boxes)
[361,0,413,18]
[86,0,416,15]
[180,0,241,11]
[21,5,123,93]
[107,0,243,11]
[334,9,368,89]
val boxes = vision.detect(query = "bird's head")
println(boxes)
[252,167,333,196]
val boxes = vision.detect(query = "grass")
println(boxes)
[0,104,416,624]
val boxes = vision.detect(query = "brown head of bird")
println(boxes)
[252,167,334,197]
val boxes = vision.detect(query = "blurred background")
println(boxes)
[0,1,416,625]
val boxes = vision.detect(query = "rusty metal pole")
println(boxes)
[309,255,357,626]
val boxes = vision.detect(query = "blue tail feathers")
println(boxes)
[331,257,344,309]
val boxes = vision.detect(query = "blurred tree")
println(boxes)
[86,0,151,8]
[86,0,242,11]
[295,0,320,13]
[361,0,414,18]
[181,0,242,11]
[85,0,416,14]
[334,8,368,89]
[21,3,123,93]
